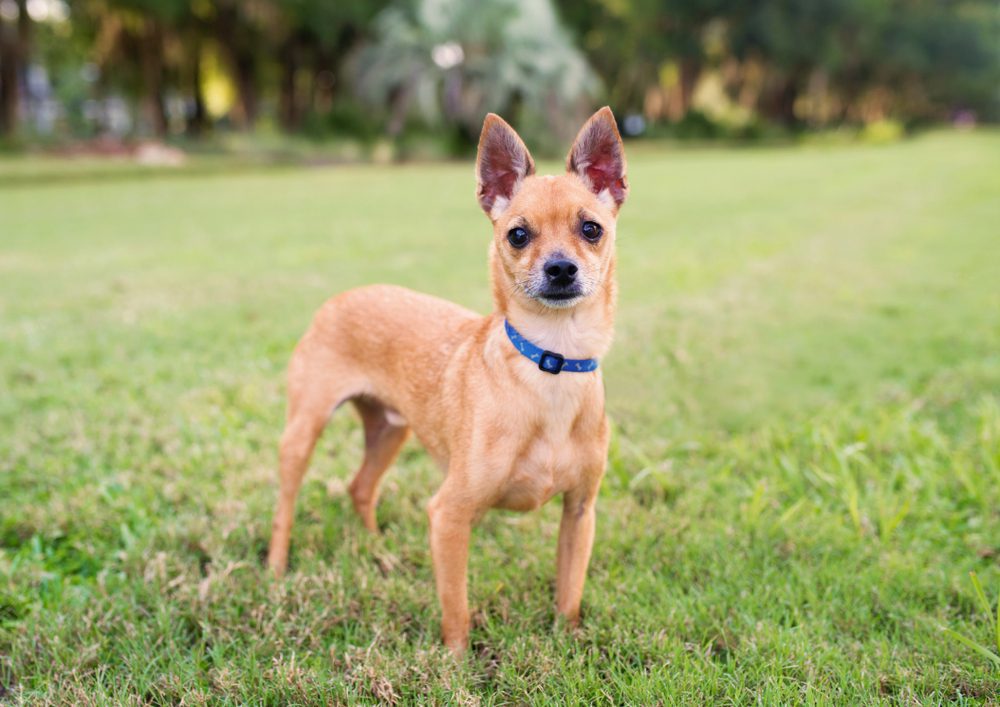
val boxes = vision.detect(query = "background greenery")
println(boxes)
[1,0,997,150]
[1,131,998,702]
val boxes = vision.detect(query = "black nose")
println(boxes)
[544,259,578,286]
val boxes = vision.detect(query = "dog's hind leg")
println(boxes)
[348,397,410,532]
[267,344,360,577]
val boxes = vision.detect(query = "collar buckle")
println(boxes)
[504,319,598,374]
[538,350,566,374]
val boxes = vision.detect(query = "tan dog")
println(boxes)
[267,107,627,654]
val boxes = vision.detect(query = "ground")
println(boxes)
[1,132,998,704]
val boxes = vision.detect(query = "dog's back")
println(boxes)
[291,284,480,451]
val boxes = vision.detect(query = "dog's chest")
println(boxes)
[494,388,600,511]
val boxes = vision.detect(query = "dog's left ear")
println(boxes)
[567,106,628,212]
[476,114,535,220]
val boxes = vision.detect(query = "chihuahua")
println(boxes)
[267,107,627,654]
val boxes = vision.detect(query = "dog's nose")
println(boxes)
[544,259,578,285]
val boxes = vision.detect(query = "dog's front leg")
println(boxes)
[427,484,475,654]
[555,485,599,626]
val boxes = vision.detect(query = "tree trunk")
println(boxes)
[188,36,208,135]
[233,55,256,128]
[678,57,701,116]
[213,4,257,130]
[774,79,799,126]
[140,19,168,137]
[763,69,805,128]
[310,49,335,116]
[0,15,17,136]
[278,36,299,131]
[386,82,411,138]
[0,0,29,138]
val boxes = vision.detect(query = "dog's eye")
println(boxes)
[581,221,603,242]
[507,227,530,249]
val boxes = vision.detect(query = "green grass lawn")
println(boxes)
[1,131,998,704]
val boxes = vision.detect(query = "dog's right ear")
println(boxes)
[476,114,535,220]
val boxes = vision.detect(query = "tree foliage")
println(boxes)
[1,0,996,142]
[357,0,597,145]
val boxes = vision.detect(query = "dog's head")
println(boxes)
[476,107,627,312]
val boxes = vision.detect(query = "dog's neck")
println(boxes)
[494,261,617,362]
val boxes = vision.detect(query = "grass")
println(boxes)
[1,130,998,704]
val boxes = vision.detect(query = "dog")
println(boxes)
[266,107,627,654]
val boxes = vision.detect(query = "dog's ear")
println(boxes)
[567,106,628,212]
[476,114,535,219]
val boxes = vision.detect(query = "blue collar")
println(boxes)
[504,320,599,374]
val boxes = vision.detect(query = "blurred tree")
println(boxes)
[208,0,280,129]
[729,0,865,126]
[0,0,29,137]
[4,0,998,142]
[72,0,192,137]
[871,0,998,121]
[358,0,597,146]
[273,0,387,131]
[731,0,998,126]
[556,0,726,119]
[560,0,998,129]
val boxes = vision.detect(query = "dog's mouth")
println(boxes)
[535,286,585,308]
[518,271,591,309]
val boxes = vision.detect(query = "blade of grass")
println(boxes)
[969,571,993,620]
[939,627,1000,667]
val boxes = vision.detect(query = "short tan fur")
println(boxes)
[267,107,628,654]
